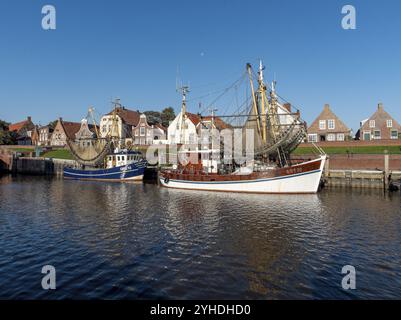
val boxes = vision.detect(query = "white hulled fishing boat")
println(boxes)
[160,62,326,193]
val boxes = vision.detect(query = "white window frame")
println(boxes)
[373,130,381,140]
[327,133,336,141]
[391,130,398,139]
[337,133,345,141]
[140,127,145,136]
[363,131,371,141]
[308,134,317,143]
[319,120,326,130]
[369,120,375,128]
[387,119,393,128]
[328,119,335,130]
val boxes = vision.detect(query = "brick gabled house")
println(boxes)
[359,103,401,141]
[307,104,351,142]
[132,114,166,145]
[50,118,98,147]
[50,118,82,147]
[8,116,35,145]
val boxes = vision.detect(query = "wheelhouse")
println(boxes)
[106,151,143,169]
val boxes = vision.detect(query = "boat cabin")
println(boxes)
[106,151,143,169]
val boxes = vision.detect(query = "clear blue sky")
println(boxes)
[0,0,400,132]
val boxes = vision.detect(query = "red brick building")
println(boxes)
[8,116,36,145]
[359,103,401,141]
[307,104,351,142]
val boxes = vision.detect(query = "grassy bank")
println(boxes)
[42,149,73,160]
[12,147,34,153]
[293,145,401,155]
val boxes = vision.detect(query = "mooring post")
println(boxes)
[384,150,389,190]
[324,156,330,178]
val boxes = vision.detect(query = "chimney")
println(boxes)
[283,103,291,112]
[27,116,32,122]
[378,103,384,110]
[324,104,330,111]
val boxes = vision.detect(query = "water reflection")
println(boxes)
[0,175,400,299]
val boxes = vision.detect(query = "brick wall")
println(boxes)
[293,154,401,170]
[300,140,401,148]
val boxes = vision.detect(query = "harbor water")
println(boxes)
[0,174,400,299]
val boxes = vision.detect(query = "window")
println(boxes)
[363,131,371,141]
[308,134,317,142]
[369,120,375,128]
[102,125,106,133]
[319,120,326,130]
[134,130,139,136]
[327,134,336,141]
[387,120,393,128]
[374,130,381,140]
[189,133,195,144]
[391,130,398,139]
[337,133,345,141]
[117,156,120,161]
[328,119,335,130]
[140,127,145,136]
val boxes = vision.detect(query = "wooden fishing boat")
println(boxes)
[160,62,326,194]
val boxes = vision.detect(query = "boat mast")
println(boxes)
[88,106,99,138]
[106,98,121,150]
[178,86,190,144]
[269,81,288,167]
[246,63,262,137]
[258,60,268,143]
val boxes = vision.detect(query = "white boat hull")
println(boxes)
[160,156,326,194]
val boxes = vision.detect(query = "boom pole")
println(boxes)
[246,63,262,137]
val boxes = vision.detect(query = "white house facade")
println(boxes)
[167,112,199,145]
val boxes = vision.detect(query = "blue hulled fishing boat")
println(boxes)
[64,150,147,181]
[63,101,148,182]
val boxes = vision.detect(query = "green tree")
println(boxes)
[161,107,175,127]
[0,119,16,145]
[144,111,162,125]
[48,120,58,130]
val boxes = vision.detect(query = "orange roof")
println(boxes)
[9,119,31,132]
[185,112,232,130]
[107,107,140,126]
[61,120,98,140]
[202,115,232,130]
[185,112,201,126]
[61,121,82,140]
